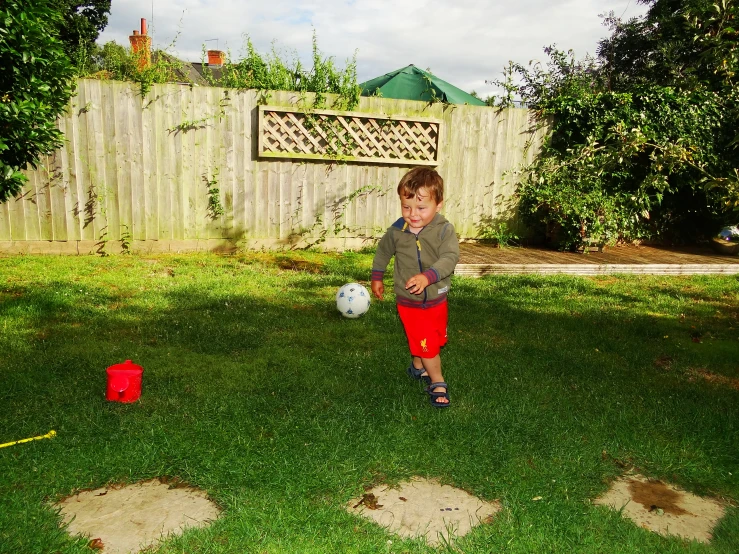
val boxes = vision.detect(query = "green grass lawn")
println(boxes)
[1,252,738,553]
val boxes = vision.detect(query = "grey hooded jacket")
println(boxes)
[371,213,460,308]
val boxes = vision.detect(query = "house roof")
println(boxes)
[152,52,224,86]
[189,62,224,84]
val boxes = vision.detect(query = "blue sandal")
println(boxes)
[425,382,451,408]
[407,363,431,386]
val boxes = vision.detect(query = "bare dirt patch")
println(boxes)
[687,368,739,391]
[594,474,725,543]
[653,355,674,371]
[346,476,501,546]
[56,478,220,554]
[628,479,688,516]
[275,257,324,273]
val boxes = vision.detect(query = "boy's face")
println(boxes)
[400,187,442,231]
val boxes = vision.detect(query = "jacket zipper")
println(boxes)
[412,228,427,306]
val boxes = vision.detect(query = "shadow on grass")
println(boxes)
[0,261,737,553]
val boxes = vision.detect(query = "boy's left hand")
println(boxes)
[405,274,429,295]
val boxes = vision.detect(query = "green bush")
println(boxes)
[516,83,735,248]
[495,0,739,249]
[79,41,186,97]
[0,0,76,203]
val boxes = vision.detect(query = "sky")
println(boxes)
[97,1,649,99]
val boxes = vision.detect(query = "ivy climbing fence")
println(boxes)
[0,79,547,254]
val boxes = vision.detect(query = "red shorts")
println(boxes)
[397,301,448,358]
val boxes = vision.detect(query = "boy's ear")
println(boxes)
[436,200,443,212]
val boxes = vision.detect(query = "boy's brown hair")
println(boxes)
[397,167,444,202]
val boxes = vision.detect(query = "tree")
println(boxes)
[53,0,112,66]
[0,0,76,203]
[598,0,738,92]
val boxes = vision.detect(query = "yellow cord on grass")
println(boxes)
[0,430,56,449]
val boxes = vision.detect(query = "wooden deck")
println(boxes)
[456,243,739,276]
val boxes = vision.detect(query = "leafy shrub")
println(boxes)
[494,0,739,249]
[79,41,186,97]
[0,0,76,202]
[515,83,735,248]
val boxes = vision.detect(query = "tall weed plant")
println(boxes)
[78,31,361,110]
[79,41,186,97]
[201,32,361,110]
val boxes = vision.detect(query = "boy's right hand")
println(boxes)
[371,281,384,301]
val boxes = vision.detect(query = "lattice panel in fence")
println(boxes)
[258,106,441,165]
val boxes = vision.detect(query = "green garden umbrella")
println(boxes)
[359,64,486,106]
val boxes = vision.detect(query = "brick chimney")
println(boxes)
[129,18,151,69]
[207,50,226,66]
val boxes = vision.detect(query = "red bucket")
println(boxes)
[106,360,143,402]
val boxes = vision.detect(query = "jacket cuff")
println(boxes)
[371,270,385,281]
[423,268,439,284]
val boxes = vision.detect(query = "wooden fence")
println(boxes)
[0,79,547,254]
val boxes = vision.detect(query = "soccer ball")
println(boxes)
[336,283,371,319]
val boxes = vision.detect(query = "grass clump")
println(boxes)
[0,252,737,553]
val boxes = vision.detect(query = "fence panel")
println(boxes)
[0,80,546,253]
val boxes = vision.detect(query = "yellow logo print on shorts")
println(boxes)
[420,338,428,352]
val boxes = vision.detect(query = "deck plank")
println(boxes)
[456,243,739,276]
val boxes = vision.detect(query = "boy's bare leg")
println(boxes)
[420,354,448,404]
[412,356,431,380]
[411,356,426,372]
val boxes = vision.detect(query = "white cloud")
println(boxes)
[98,0,648,97]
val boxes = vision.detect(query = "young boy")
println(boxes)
[371,167,460,408]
